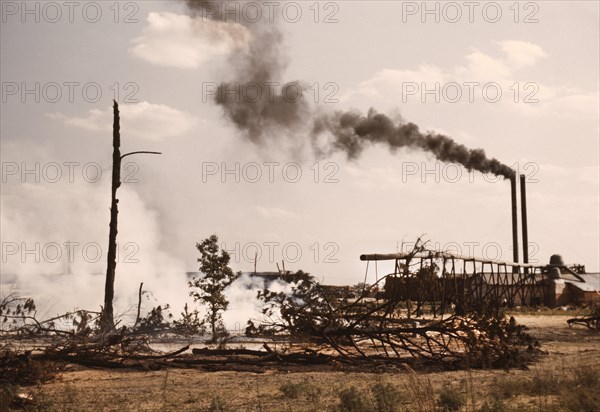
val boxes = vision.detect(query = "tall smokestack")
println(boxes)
[520,174,529,268]
[510,175,519,270]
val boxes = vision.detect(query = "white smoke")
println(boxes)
[222,273,291,333]
[1,158,189,322]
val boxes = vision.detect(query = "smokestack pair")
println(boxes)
[510,174,529,271]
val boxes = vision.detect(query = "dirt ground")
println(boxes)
[4,315,600,412]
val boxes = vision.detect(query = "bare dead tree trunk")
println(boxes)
[134,282,144,328]
[102,101,122,331]
[101,101,161,331]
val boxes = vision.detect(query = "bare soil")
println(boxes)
[4,315,600,412]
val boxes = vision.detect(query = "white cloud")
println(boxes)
[495,40,547,68]
[535,91,599,118]
[47,102,199,141]
[456,49,512,80]
[130,12,250,69]
[356,41,539,98]
[350,65,446,101]
[348,40,597,120]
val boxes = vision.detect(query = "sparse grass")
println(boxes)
[56,383,81,412]
[488,376,522,400]
[337,386,374,412]
[4,364,599,412]
[403,366,436,412]
[334,380,408,412]
[370,381,406,412]
[560,388,599,412]
[1,337,597,412]
[528,371,561,397]
[437,383,465,412]
[161,368,170,410]
[279,377,322,399]
[558,364,600,412]
[478,398,508,412]
[208,395,229,412]
[484,359,600,412]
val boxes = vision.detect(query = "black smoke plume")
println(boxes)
[185,0,310,143]
[312,109,515,178]
[185,0,514,179]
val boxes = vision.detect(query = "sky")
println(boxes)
[1,1,598,317]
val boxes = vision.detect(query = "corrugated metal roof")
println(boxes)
[560,272,583,282]
[565,273,600,292]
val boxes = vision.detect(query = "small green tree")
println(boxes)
[189,235,239,342]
